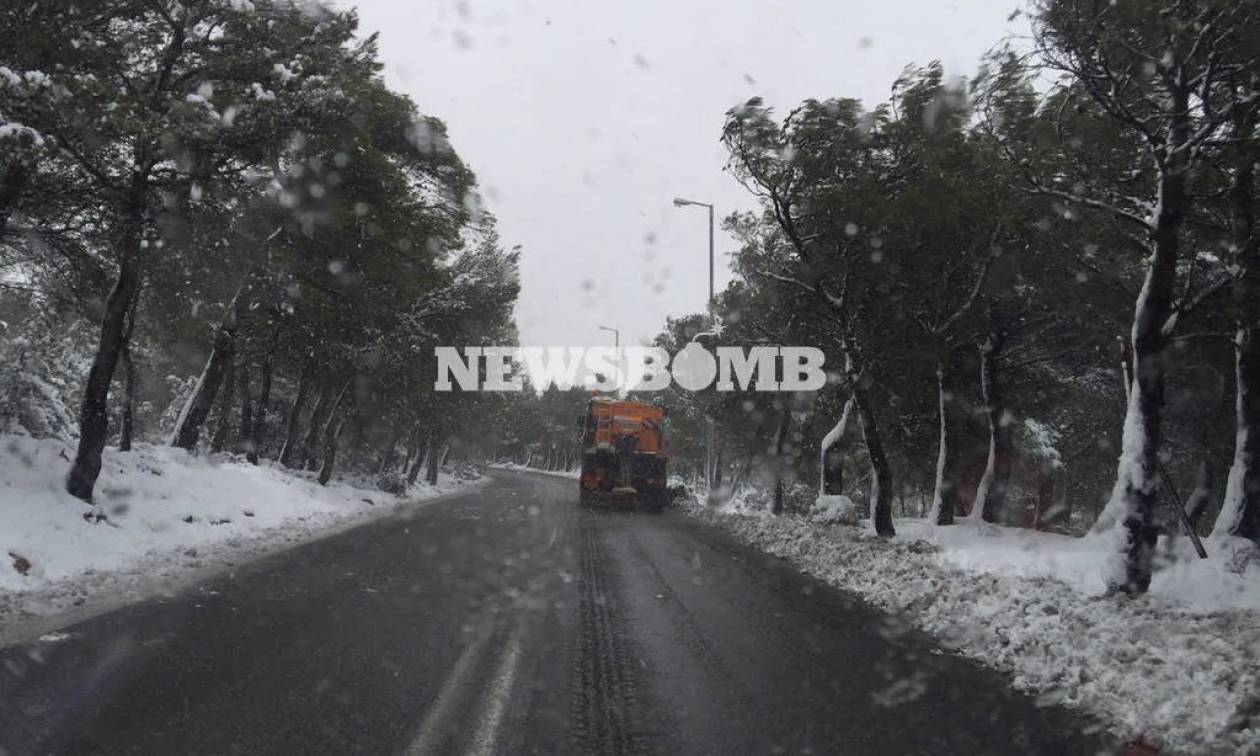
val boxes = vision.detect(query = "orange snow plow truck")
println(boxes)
[577,396,669,511]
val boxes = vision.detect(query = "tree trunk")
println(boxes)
[976,334,1012,523]
[209,353,236,454]
[407,432,428,486]
[1095,119,1189,593]
[301,388,334,471]
[314,379,353,485]
[377,430,400,474]
[237,360,254,459]
[119,341,137,451]
[930,352,966,525]
[118,298,139,452]
[712,434,723,488]
[278,374,312,468]
[170,285,249,450]
[771,402,793,515]
[67,237,142,501]
[400,438,416,475]
[820,396,854,497]
[318,417,347,486]
[853,386,895,537]
[248,324,279,464]
[425,435,442,485]
[1119,336,1135,401]
[1216,126,1260,542]
[1219,328,1260,541]
[1028,469,1055,531]
[1186,458,1215,530]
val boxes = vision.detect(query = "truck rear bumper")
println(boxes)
[581,489,638,509]
[579,485,668,511]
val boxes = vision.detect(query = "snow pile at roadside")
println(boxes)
[688,507,1260,754]
[490,462,579,480]
[0,435,479,628]
[896,518,1260,614]
[710,486,767,516]
[812,494,858,525]
[704,487,858,524]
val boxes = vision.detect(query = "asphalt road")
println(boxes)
[0,470,1111,755]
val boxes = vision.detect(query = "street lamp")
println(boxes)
[671,197,715,311]
[599,322,619,350]
[598,325,620,396]
[672,197,718,493]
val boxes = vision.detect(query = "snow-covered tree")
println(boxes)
[1032,0,1258,591]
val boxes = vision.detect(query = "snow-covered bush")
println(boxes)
[812,493,858,525]
[450,459,481,481]
[376,471,406,495]
[0,310,90,439]
[1224,539,1260,577]
[779,478,817,514]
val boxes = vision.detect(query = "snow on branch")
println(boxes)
[1162,273,1232,338]
[1022,169,1150,229]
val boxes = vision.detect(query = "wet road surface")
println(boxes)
[0,470,1110,755]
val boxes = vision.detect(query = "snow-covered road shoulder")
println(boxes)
[0,435,482,643]
[686,504,1260,754]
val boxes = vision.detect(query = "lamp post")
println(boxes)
[598,325,620,396]
[672,197,717,492]
[597,324,619,351]
[671,197,714,309]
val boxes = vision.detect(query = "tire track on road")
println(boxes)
[571,513,643,756]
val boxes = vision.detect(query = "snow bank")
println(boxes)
[688,507,1260,754]
[894,518,1260,614]
[0,435,480,636]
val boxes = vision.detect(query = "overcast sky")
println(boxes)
[346,0,1027,348]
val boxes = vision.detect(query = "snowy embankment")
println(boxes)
[489,462,580,480]
[0,435,480,641]
[687,501,1260,754]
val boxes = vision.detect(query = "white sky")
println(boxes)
[347,0,1027,348]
